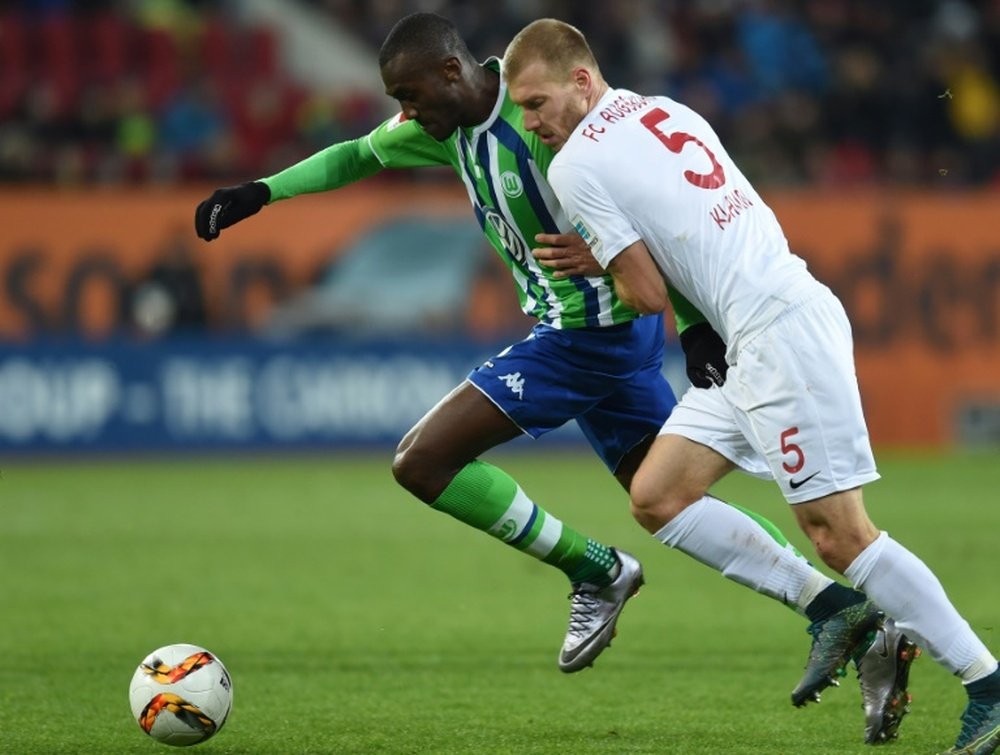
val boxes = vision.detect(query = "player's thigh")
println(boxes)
[631,431,734,508]
[397,379,522,465]
[722,297,880,504]
[660,384,772,481]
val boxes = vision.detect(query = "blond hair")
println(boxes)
[503,18,600,84]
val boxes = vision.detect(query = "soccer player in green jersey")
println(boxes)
[194,18,913,737]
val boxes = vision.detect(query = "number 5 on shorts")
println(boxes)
[781,427,805,474]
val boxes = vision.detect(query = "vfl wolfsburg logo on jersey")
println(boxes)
[500,171,524,198]
[485,208,529,265]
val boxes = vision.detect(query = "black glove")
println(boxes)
[679,322,728,388]
[194,181,270,241]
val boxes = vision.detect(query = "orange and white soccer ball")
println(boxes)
[129,643,233,746]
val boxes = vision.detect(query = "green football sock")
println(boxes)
[430,460,618,586]
[728,501,804,558]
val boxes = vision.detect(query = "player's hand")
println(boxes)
[532,232,604,278]
[679,322,729,388]
[194,181,270,241]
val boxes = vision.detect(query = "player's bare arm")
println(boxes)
[606,240,667,314]
[532,232,605,278]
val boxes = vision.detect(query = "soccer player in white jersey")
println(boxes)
[199,14,908,744]
[504,18,1000,754]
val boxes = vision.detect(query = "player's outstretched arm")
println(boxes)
[194,181,270,241]
[193,115,455,242]
[194,136,389,241]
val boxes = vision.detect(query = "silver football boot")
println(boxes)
[558,549,644,673]
[855,617,921,744]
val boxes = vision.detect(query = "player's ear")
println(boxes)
[442,56,463,82]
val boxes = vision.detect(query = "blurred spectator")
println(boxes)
[130,227,209,338]
[737,0,829,99]
[0,0,998,187]
[155,75,236,181]
[112,77,158,183]
[230,76,304,177]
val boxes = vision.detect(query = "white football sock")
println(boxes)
[655,496,830,611]
[845,531,997,682]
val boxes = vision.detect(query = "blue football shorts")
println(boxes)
[467,315,676,473]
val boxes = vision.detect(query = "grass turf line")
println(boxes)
[0,451,995,753]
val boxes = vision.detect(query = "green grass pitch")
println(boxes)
[1,450,996,754]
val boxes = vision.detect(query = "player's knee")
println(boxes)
[628,496,662,533]
[801,523,874,575]
[391,437,441,503]
[806,532,851,574]
[629,468,699,532]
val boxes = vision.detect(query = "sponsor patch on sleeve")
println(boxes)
[571,214,603,257]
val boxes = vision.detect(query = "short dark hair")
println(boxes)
[378,12,472,69]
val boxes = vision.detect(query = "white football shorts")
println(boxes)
[659,384,773,481]
[665,293,880,504]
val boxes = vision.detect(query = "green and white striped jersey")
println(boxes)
[265,58,638,330]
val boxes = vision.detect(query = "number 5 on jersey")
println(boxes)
[640,108,726,190]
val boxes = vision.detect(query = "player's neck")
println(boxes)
[468,64,501,125]
[586,81,610,113]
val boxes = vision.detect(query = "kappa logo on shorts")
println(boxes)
[498,372,525,400]
[789,471,820,490]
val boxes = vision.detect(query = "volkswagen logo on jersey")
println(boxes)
[500,171,524,198]
[485,208,529,265]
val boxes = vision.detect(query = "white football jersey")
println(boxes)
[549,88,826,359]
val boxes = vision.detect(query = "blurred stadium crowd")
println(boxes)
[1,0,999,187]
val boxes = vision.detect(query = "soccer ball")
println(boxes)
[129,643,233,747]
